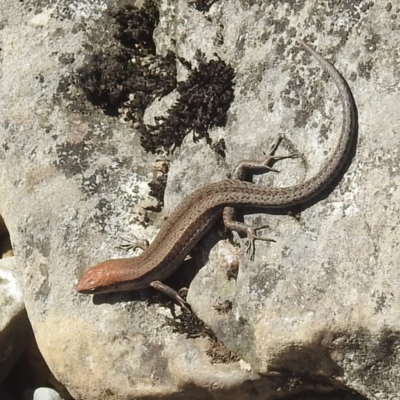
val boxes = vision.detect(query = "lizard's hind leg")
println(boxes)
[223,136,297,259]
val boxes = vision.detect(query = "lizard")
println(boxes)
[77,40,356,309]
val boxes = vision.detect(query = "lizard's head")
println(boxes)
[77,260,114,294]
[77,258,148,294]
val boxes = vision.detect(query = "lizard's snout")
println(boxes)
[77,264,109,294]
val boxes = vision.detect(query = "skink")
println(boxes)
[77,41,356,307]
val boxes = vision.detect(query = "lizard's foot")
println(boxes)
[223,208,276,260]
[150,280,191,313]
[260,136,298,172]
[231,135,298,179]
[244,224,276,261]
[118,235,149,252]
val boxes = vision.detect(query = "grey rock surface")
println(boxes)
[0,0,399,400]
[0,256,31,384]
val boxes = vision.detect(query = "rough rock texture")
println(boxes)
[0,0,399,399]
[0,257,32,383]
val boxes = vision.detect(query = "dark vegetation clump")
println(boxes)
[76,50,133,116]
[76,49,177,117]
[142,50,235,153]
[166,311,240,363]
[75,0,176,117]
[121,51,177,122]
[74,1,234,155]
[189,0,220,12]
[211,138,226,158]
[147,173,167,209]
[167,310,214,340]
[71,1,234,203]
[112,2,159,53]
